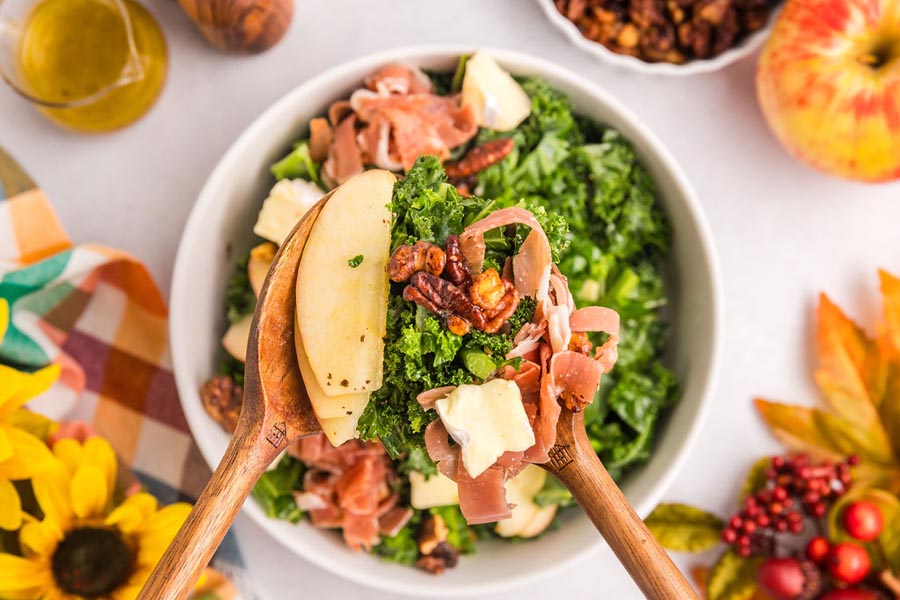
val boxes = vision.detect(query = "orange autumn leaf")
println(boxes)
[756,272,900,495]
[880,270,900,358]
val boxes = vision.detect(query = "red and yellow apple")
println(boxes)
[757,0,900,182]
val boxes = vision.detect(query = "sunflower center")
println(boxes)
[51,527,133,598]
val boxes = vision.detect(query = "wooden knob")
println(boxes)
[178,0,293,54]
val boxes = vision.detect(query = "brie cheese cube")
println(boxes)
[221,313,253,363]
[410,470,460,509]
[435,379,535,478]
[253,179,323,245]
[461,51,532,132]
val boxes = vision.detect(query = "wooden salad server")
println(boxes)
[137,196,330,600]
[139,189,696,599]
[542,409,699,599]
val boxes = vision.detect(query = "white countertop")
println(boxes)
[4,0,900,598]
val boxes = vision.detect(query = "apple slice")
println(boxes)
[495,465,553,538]
[222,313,253,363]
[295,169,395,396]
[409,470,460,509]
[248,242,277,298]
[253,179,323,246]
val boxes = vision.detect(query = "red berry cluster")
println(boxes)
[721,454,857,557]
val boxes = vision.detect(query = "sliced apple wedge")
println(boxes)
[222,313,253,363]
[295,169,394,397]
[461,51,532,132]
[248,242,277,298]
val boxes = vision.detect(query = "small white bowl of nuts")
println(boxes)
[538,0,779,75]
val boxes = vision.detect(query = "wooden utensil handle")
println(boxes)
[137,414,280,600]
[549,415,699,600]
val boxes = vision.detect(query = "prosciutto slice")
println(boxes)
[364,63,433,96]
[456,464,511,524]
[459,207,552,301]
[424,419,461,480]
[417,386,457,411]
[288,434,397,551]
[323,115,364,184]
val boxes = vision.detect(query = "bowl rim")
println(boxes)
[170,44,723,596]
[535,0,774,76]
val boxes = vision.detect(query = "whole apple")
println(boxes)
[757,0,900,182]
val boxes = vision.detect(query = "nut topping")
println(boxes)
[200,375,242,433]
[388,240,446,282]
[444,138,515,179]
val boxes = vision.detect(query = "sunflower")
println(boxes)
[0,298,60,530]
[0,436,191,599]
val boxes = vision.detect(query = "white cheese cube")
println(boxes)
[435,379,534,478]
[410,470,460,509]
[461,51,532,132]
[253,179,323,245]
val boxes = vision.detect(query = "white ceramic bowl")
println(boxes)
[537,0,776,76]
[170,46,722,597]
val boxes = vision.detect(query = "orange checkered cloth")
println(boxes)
[0,148,243,599]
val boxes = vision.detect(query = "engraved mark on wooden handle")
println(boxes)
[548,443,575,471]
[265,421,288,447]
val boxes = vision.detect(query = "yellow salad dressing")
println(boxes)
[17,0,167,132]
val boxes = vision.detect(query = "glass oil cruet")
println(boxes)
[0,0,168,132]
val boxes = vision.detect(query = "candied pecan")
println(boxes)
[666,0,685,24]
[696,0,732,25]
[419,513,449,556]
[713,6,740,55]
[406,272,487,330]
[403,285,443,314]
[617,23,641,48]
[568,332,592,355]
[447,314,472,336]
[444,235,472,289]
[679,20,714,58]
[444,139,514,179]
[482,286,520,334]
[417,542,460,575]
[629,0,666,29]
[200,375,242,433]
[740,6,769,32]
[469,268,507,311]
[388,241,446,282]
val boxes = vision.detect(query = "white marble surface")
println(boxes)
[3,0,900,598]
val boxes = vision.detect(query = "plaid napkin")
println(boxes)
[0,147,246,599]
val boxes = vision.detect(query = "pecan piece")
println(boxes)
[444,139,514,179]
[568,332,592,355]
[447,314,472,336]
[408,272,487,330]
[469,268,507,311]
[417,542,460,575]
[419,513,449,556]
[200,375,242,433]
[388,241,446,282]
[444,235,472,289]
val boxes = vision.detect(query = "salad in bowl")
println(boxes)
[171,47,720,595]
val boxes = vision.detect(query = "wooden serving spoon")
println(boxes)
[137,196,329,600]
[542,409,699,599]
[139,191,696,599]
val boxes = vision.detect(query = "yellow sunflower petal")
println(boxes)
[112,568,151,600]
[0,366,27,413]
[0,364,60,420]
[0,428,12,465]
[19,519,63,559]
[0,424,55,480]
[0,477,22,530]
[32,459,74,527]
[70,464,109,519]
[83,437,117,496]
[0,553,52,600]
[7,409,58,442]
[105,493,158,534]
[52,438,85,474]
[0,298,9,345]
[135,502,192,568]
